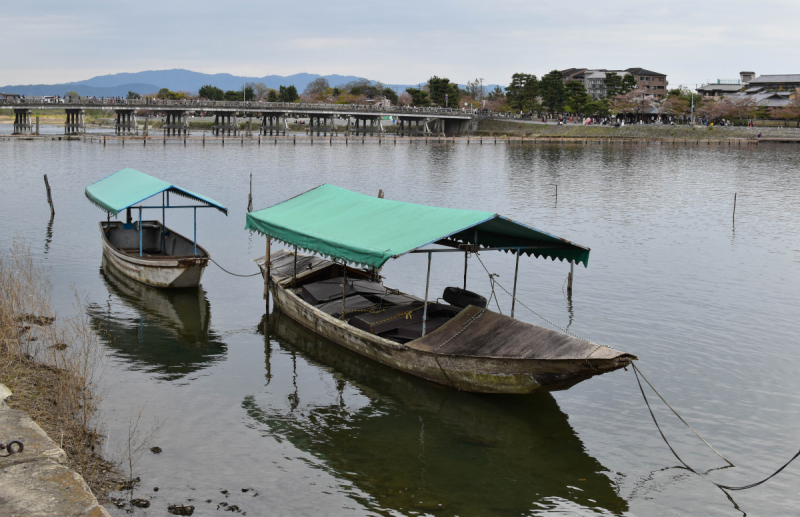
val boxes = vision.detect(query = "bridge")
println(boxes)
[0,98,482,137]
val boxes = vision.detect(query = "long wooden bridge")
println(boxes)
[0,98,483,137]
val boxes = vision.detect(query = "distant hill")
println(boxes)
[0,69,502,98]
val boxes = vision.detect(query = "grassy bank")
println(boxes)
[0,242,120,505]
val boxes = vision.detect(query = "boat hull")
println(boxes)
[270,279,632,394]
[99,222,208,289]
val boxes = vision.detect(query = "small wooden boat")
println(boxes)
[86,168,227,288]
[248,184,635,394]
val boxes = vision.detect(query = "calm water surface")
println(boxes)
[3,129,800,516]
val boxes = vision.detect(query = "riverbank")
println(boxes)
[0,242,119,514]
[476,119,800,141]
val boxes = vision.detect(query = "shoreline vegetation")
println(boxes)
[0,241,121,507]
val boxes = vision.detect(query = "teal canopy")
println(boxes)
[85,168,228,216]
[245,184,590,268]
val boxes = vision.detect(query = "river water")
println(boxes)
[2,129,800,516]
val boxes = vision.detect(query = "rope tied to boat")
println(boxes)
[368,305,425,333]
[208,257,262,277]
[632,362,800,491]
[433,309,486,352]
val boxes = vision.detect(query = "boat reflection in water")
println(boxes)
[90,256,226,380]
[246,310,628,516]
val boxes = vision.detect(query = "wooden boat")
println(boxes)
[86,168,227,288]
[248,184,635,394]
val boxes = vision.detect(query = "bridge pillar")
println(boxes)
[260,112,286,136]
[212,112,237,137]
[13,109,32,135]
[115,109,136,135]
[65,109,85,135]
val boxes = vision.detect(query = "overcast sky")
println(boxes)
[5,0,799,88]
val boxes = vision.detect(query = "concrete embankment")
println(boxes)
[0,384,109,517]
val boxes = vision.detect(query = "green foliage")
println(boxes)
[278,85,299,102]
[382,87,399,105]
[584,98,610,116]
[621,74,638,94]
[564,81,590,114]
[199,85,224,100]
[405,88,430,106]
[427,76,460,107]
[267,90,278,102]
[486,85,505,101]
[223,86,254,102]
[539,70,566,114]
[126,91,140,100]
[505,73,539,112]
[603,73,622,98]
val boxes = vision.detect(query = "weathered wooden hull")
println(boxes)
[99,222,209,289]
[269,277,634,394]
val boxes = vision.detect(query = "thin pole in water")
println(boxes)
[193,207,197,255]
[511,250,520,318]
[733,193,737,223]
[422,251,432,337]
[43,174,54,217]
[567,260,574,293]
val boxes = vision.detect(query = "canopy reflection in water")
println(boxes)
[89,256,226,380]
[245,310,628,516]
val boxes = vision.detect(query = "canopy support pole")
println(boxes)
[138,207,142,257]
[264,237,271,307]
[293,246,298,286]
[341,262,347,320]
[161,192,166,253]
[193,207,197,255]
[422,251,432,337]
[511,250,520,319]
[463,252,468,290]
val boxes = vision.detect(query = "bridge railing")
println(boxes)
[0,97,480,116]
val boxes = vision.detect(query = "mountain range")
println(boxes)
[0,69,498,98]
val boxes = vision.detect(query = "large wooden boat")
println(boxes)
[86,168,227,289]
[248,184,635,394]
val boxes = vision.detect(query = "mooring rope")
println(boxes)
[632,362,800,491]
[208,257,261,277]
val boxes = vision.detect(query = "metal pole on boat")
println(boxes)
[422,251,432,337]
[463,252,468,290]
[193,207,197,255]
[511,250,520,319]
[162,192,165,253]
[341,261,347,320]
[138,207,143,257]
[264,237,271,307]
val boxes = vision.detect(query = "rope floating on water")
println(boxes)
[208,257,261,277]
[633,362,800,491]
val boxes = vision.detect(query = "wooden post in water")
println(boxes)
[248,173,253,212]
[733,193,737,223]
[567,261,574,293]
[378,189,385,199]
[43,175,54,217]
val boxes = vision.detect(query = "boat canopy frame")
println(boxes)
[86,168,227,257]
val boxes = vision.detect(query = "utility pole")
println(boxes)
[479,77,484,100]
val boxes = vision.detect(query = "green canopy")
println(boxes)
[245,184,590,268]
[85,168,228,216]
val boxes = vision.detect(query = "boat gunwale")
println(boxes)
[99,221,211,267]
[268,258,633,364]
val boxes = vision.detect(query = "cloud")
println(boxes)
[3,0,800,88]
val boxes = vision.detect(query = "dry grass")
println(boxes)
[0,240,122,503]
